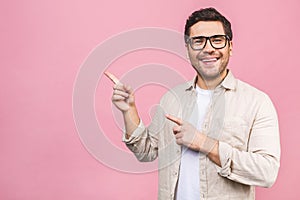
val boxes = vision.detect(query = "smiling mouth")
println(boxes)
[200,58,218,65]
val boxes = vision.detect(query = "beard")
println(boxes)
[192,52,229,82]
[192,61,228,82]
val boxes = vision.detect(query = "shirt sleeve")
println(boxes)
[216,94,281,188]
[121,97,170,162]
[122,120,145,144]
[121,118,159,162]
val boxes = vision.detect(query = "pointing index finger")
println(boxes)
[165,114,183,125]
[104,71,120,84]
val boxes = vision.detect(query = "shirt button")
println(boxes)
[173,171,178,176]
[170,193,174,199]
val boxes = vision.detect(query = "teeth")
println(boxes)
[202,58,217,62]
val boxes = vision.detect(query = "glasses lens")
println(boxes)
[210,35,227,49]
[190,36,206,50]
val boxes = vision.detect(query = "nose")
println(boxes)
[202,39,215,53]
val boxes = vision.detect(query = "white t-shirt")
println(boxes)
[176,86,212,200]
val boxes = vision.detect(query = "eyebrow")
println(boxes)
[190,34,226,39]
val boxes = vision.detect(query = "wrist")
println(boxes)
[123,105,140,126]
[191,131,206,152]
[199,134,218,155]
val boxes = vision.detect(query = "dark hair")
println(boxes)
[184,7,233,43]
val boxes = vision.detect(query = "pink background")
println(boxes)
[1,0,299,199]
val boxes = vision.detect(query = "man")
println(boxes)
[105,7,280,200]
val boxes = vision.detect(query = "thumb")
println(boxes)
[124,84,134,95]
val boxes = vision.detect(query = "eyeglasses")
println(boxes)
[188,35,230,50]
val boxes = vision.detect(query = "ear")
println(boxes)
[185,43,190,60]
[229,41,233,56]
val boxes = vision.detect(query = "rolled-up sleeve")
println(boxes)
[122,120,159,162]
[122,120,146,144]
[217,94,280,187]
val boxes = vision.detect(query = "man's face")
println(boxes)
[186,21,232,81]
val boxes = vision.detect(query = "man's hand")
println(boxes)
[166,114,221,165]
[104,71,135,113]
[105,71,140,138]
[165,114,205,151]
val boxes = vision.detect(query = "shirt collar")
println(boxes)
[220,70,237,90]
[185,70,237,91]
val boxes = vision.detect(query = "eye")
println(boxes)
[211,36,225,44]
[193,38,205,45]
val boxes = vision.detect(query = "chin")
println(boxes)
[199,68,218,77]
[202,73,221,81]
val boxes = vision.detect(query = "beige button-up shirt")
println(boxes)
[123,71,280,200]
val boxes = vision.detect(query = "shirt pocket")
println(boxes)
[220,117,250,150]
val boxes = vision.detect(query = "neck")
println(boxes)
[196,70,228,90]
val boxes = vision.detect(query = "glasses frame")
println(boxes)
[188,34,230,51]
